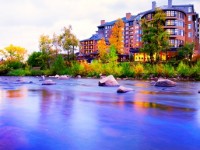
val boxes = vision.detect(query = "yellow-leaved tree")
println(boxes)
[97,38,108,63]
[0,44,27,62]
[109,18,124,54]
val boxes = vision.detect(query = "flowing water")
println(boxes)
[0,77,200,150]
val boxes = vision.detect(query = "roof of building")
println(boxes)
[98,15,136,28]
[80,34,103,42]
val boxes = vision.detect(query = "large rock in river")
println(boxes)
[117,86,133,93]
[98,75,119,87]
[155,78,176,87]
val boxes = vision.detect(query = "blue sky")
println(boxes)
[0,0,199,54]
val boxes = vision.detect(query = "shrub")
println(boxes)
[120,62,134,77]
[43,69,54,76]
[70,62,79,76]
[51,55,67,75]
[7,69,28,76]
[163,64,175,77]
[190,61,200,78]
[6,60,24,69]
[0,64,10,75]
[89,60,102,77]
[134,63,144,77]
[30,70,43,76]
[177,61,190,77]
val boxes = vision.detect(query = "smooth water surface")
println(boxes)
[0,77,200,150]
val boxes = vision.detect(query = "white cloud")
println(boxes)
[0,0,199,54]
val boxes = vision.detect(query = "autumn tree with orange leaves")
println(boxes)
[109,18,124,54]
[97,38,108,63]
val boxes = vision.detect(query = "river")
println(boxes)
[0,77,200,150]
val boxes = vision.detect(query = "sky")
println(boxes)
[0,0,200,54]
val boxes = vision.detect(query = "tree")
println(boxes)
[27,51,42,67]
[58,26,79,61]
[97,38,108,63]
[39,34,55,69]
[177,43,194,61]
[0,44,27,62]
[109,18,124,54]
[141,8,170,63]
[52,33,60,56]
[51,54,66,75]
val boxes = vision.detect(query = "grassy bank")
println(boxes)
[1,60,200,81]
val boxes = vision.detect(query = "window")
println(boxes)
[169,39,175,47]
[188,15,192,21]
[166,11,176,17]
[175,29,178,35]
[188,32,193,38]
[129,22,133,26]
[167,29,175,35]
[166,20,175,26]
[188,24,192,29]
[179,30,184,36]
[166,11,171,17]
[188,7,192,13]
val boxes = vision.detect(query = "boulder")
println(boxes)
[98,75,119,87]
[58,75,70,80]
[117,86,133,93]
[198,90,200,94]
[55,74,60,78]
[77,75,81,78]
[42,79,56,85]
[155,78,176,87]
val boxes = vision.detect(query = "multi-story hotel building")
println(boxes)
[79,0,200,62]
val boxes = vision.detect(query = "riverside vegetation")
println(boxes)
[0,54,200,81]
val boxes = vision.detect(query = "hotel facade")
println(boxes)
[79,0,200,62]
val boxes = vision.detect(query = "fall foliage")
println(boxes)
[109,18,124,54]
[97,38,108,63]
[0,44,27,61]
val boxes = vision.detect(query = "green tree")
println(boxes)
[39,34,55,69]
[27,51,42,67]
[141,8,170,63]
[58,26,79,61]
[51,54,66,75]
[177,43,194,61]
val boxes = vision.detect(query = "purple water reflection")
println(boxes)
[0,77,200,150]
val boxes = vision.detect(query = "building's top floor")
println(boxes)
[98,0,199,29]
